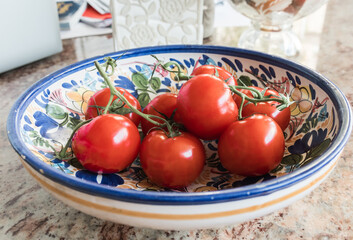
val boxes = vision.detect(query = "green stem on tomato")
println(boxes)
[238,96,246,120]
[228,85,292,120]
[103,94,114,115]
[229,85,291,106]
[58,119,92,160]
[94,59,180,138]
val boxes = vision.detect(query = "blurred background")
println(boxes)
[0,0,328,73]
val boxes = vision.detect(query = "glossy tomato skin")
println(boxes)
[85,87,142,127]
[192,65,237,86]
[218,114,285,176]
[233,86,290,131]
[141,93,181,135]
[72,114,140,174]
[140,130,205,189]
[177,75,238,140]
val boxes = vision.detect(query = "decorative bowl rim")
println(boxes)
[7,45,352,205]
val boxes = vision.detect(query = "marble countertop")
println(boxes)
[1,0,353,239]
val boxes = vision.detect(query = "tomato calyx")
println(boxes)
[155,125,181,138]
[109,99,133,115]
[94,58,182,138]
[229,85,292,120]
[148,107,183,137]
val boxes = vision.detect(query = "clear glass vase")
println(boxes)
[228,0,328,58]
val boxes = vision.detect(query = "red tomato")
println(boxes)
[177,75,238,140]
[84,87,142,127]
[140,130,205,189]
[141,93,181,135]
[192,65,237,86]
[233,86,290,130]
[218,114,285,176]
[72,114,140,174]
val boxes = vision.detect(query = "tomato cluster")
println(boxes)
[64,61,291,190]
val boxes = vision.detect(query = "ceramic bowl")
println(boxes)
[7,45,352,230]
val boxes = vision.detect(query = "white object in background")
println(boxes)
[110,0,204,51]
[59,22,112,39]
[214,0,250,27]
[203,0,215,38]
[0,0,62,73]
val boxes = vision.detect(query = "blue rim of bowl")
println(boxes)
[7,45,352,205]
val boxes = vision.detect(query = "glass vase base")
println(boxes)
[238,28,302,59]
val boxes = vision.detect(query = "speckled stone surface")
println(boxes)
[1,0,353,239]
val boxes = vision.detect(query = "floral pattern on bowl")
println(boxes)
[19,51,337,192]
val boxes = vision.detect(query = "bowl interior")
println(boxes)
[9,46,346,196]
